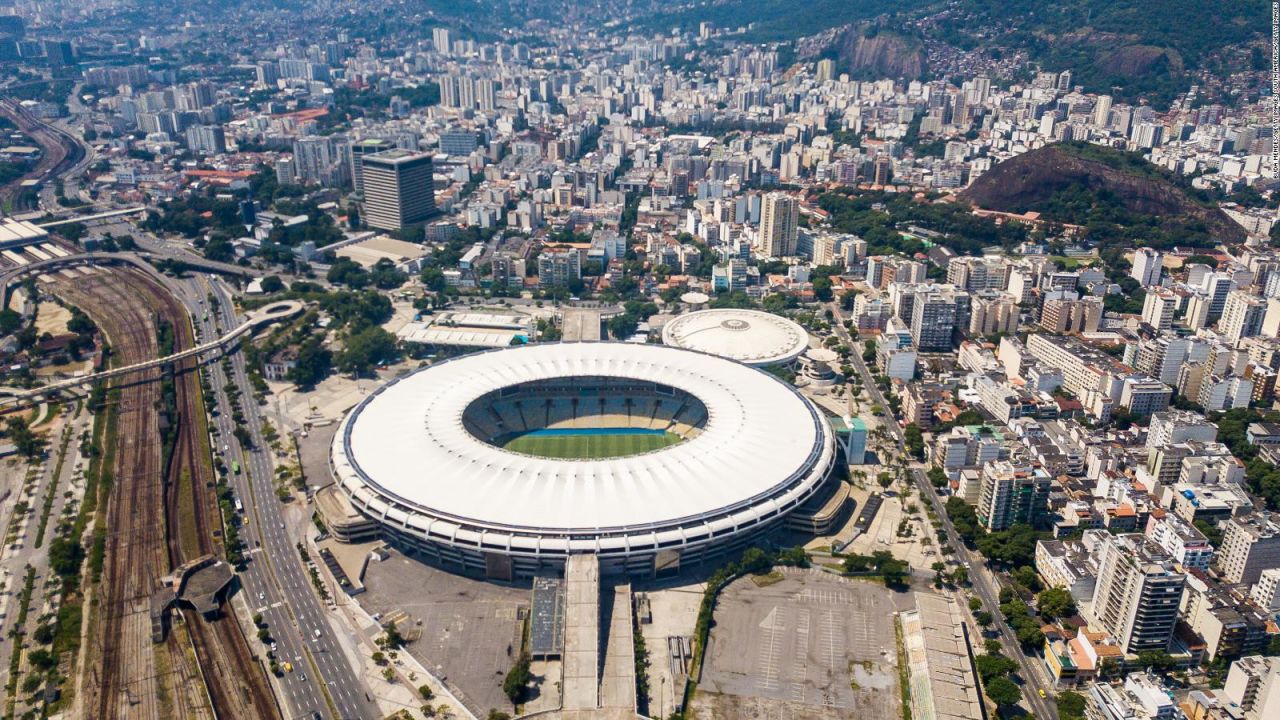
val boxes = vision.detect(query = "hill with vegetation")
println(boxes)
[960,142,1246,248]
[921,0,1267,105]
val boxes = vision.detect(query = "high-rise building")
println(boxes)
[349,138,394,196]
[439,130,480,157]
[1220,290,1268,344]
[360,149,437,231]
[432,27,452,55]
[1131,248,1163,287]
[1141,289,1178,331]
[758,193,798,257]
[1090,533,1185,655]
[1219,513,1280,586]
[910,287,965,352]
[184,125,226,154]
[537,248,582,287]
[976,460,1051,531]
[1094,94,1113,128]
[1039,296,1103,334]
[814,58,835,82]
[1222,656,1280,720]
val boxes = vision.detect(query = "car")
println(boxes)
[1039,689,1047,698]
[313,628,322,639]
[258,591,265,601]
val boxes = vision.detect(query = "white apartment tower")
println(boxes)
[1131,248,1164,287]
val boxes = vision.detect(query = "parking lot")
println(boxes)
[691,567,913,720]
[359,548,529,717]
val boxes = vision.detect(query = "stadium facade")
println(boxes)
[330,342,837,579]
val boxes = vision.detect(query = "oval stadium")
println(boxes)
[330,342,837,579]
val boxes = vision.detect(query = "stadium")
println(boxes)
[330,342,838,579]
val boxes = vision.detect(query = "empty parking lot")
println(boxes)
[691,567,914,719]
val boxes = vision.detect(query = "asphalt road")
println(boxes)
[827,302,1059,720]
[180,276,376,720]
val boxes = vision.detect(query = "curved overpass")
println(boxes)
[0,301,303,408]
[0,251,259,303]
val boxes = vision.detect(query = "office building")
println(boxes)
[361,149,437,231]
[349,138,394,196]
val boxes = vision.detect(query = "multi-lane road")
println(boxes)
[827,302,1059,720]
[177,275,376,720]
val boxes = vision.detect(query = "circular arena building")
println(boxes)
[661,308,809,366]
[331,342,836,579]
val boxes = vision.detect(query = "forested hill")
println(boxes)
[960,142,1247,249]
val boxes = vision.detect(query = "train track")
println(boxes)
[0,97,86,211]
[53,269,277,720]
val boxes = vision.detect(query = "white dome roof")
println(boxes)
[661,309,809,366]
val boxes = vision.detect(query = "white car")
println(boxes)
[258,592,265,601]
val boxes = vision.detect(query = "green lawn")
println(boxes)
[503,431,683,459]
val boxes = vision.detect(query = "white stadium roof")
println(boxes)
[661,309,809,366]
[333,342,829,534]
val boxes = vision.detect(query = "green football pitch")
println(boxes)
[502,431,683,459]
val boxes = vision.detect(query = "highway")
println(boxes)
[180,276,376,720]
[827,302,1059,720]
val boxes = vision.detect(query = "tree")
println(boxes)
[287,335,333,388]
[0,308,21,335]
[903,423,924,459]
[337,326,399,376]
[327,257,370,288]
[1037,586,1078,621]
[1058,691,1087,720]
[974,653,1017,683]
[502,652,531,703]
[984,676,1022,709]
[260,275,285,293]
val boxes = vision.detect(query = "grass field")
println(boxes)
[502,431,683,459]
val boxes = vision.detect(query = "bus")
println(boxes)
[232,460,241,474]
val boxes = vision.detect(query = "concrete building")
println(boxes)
[758,192,798,257]
[1220,290,1269,344]
[1090,533,1185,655]
[349,138,394,196]
[910,287,965,351]
[1141,290,1178,331]
[537,248,582,287]
[976,460,1051,531]
[361,149,437,230]
[1222,656,1280,720]
[1219,513,1280,586]
[1131,248,1164,287]
[1040,296,1103,335]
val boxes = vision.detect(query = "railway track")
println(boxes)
[52,269,277,720]
[0,98,84,211]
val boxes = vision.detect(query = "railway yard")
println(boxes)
[0,97,84,214]
[51,268,277,720]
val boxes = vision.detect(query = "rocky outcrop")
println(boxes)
[834,28,925,80]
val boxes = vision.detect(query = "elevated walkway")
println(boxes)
[0,300,303,408]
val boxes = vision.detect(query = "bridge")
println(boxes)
[0,301,303,408]
[38,207,148,228]
[0,251,259,304]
